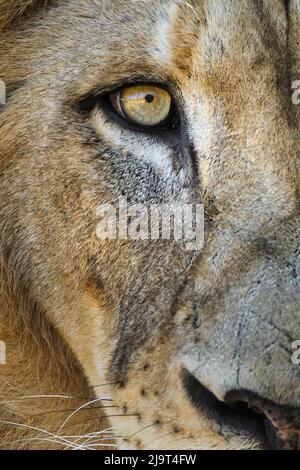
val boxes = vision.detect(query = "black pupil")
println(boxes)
[145,94,154,103]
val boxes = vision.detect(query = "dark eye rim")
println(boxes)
[77,82,180,134]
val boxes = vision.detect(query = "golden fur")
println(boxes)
[0,0,299,450]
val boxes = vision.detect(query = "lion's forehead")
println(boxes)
[25,1,288,81]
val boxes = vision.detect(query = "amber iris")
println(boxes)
[110,85,172,127]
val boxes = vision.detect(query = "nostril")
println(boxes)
[182,371,300,450]
[182,370,267,443]
[225,390,300,450]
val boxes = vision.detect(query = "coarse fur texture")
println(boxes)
[0,0,49,29]
[0,0,299,450]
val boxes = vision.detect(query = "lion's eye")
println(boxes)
[109,85,172,128]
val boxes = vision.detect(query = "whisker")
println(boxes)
[77,429,120,447]
[57,397,105,434]
[143,431,175,448]
[60,416,112,432]
[126,422,156,440]
[102,414,139,418]
[57,431,116,439]
[28,405,117,419]
[61,412,138,432]
[75,382,117,395]
[0,436,88,451]
[8,394,78,401]
[82,443,119,448]
[63,437,118,450]
[0,420,89,450]
[70,428,116,440]
[2,382,116,404]
[3,394,112,403]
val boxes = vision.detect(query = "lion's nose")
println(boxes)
[183,370,300,450]
[225,390,300,450]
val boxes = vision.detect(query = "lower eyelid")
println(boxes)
[91,106,181,151]
[92,109,161,148]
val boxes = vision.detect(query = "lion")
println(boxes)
[0,0,299,450]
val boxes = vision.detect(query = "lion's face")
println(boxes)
[0,0,299,450]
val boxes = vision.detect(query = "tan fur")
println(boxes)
[0,1,111,450]
[0,0,299,450]
[0,0,49,30]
